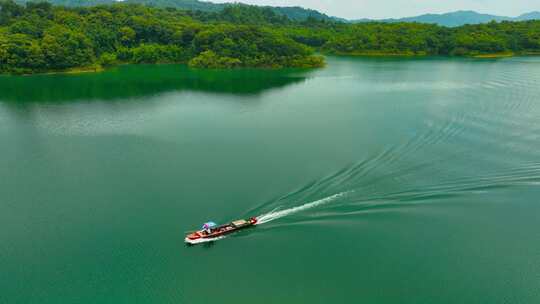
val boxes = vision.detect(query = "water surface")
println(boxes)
[1,57,540,303]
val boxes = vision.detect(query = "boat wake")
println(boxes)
[256,192,348,225]
[189,158,540,245]
[248,158,540,228]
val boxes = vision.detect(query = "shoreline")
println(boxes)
[471,52,515,58]
[19,65,105,76]
[4,52,540,76]
[325,52,540,59]
[4,60,325,76]
[324,51,428,57]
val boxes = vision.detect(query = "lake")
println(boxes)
[1,56,540,303]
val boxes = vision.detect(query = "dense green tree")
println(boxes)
[98,52,116,66]
[188,50,241,68]
[0,0,24,25]
[0,32,44,73]
[119,26,136,46]
[40,25,94,69]
[129,43,185,63]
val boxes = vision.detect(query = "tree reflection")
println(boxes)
[0,64,315,103]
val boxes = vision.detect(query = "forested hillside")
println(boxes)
[1,0,540,74]
[0,1,324,74]
[13,0,341,22]
[310,20,540,56]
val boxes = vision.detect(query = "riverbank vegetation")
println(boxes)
[1,0,540,74]
[0,1,323,73]
[287,20,540,57]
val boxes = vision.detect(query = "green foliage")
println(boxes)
[287,54,325,68]
[0,32,45,73]
[189,24,317,67]
[41,25,95,69]
[197,5,289,25]
[1,0,540,74]
[13,0,340,22]
[0,0,24,25]
[99,52,116,66]
[0,1,322,73]
[119,26,136,46]
[130,44,185,63]
[315,21,540,56]
[318,23,448,55]
[188,50,241,68]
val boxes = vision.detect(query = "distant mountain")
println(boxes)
[389,11,508,27]
[122,0,224,12]
[515,11,540,21]
[270,6,345,22]
[353,10,540,27]
[14,0,343,22]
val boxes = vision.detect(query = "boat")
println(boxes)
[185,217,258,244]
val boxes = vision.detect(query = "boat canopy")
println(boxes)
[202,222,217,229]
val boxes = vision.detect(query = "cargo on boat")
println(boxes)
[185,218,257,244]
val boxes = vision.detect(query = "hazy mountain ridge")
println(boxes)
[354,10,540,27]
[515,11,540,21]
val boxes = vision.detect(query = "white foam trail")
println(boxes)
[256,192,346,225]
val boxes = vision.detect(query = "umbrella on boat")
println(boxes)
[202,222,217,230]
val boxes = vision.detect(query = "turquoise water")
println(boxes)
[1,57,540,303]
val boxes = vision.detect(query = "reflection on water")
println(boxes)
[0,64,314,103]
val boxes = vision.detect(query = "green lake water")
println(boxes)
[1,56,540,303]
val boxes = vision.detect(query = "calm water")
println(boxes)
[1,57,540,303]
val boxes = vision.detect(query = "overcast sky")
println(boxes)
[211,0,539,19]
